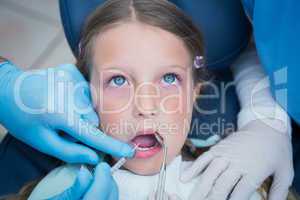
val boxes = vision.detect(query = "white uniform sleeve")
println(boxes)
[231,43,291,137]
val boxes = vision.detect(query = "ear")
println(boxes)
[192,82,202,104]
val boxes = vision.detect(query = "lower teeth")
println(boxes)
[137,142,159,151]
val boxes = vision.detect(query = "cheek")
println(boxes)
[92,84,132,142]
[159,83,194,115]
[99,88,134,141]
[91,85,133,141]
[159,86,183,114]
[159,85,194,161]
[98,113,131,142]
[101,87,133,112]
[166,130,186,160]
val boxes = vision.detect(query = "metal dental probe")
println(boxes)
[85,144,139,175]
[110,144,140,174]
[155,133,167,200]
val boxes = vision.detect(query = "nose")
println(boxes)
[133,82,159,118]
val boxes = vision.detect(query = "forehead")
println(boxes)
[92,22,191,71]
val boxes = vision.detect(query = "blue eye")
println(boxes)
[109,75,127,87]
[162,73,180,85]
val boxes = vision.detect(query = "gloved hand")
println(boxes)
[48,162,118,200]
[180,119,294,200]
[0,61,134,164]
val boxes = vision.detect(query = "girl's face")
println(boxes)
[90,22,200,175]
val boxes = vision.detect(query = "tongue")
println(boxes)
[132,134,156,148]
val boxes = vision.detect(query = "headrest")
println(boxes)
[59,0,251,69]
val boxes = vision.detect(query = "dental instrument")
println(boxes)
[85,144,139,175]
[155,133,168,200]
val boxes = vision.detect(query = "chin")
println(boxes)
[123,152,164,175]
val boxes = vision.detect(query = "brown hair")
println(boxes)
[76,0,207,84]
[3,1,299,199]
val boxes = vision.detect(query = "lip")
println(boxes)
[135,129,157,136]
[130,129,162,159]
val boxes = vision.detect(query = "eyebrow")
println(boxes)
[99,66,133,74]
[99,64,187,73]
[98,64,189,83]
[161,64,187,71]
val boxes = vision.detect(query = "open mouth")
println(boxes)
[131,132,163,159]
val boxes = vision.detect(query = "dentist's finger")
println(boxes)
[108,175,119,200]
[73,81,99,127]
[180,152,214,182]
[269,168,293,200]
[83,162,114,200]
[61,117,135,158]
[80,109,99,127]
[229,176,257,200]
[49,165,93,200]
[206,167,242,200]
[269,186,289,200]
[32,127,99,164]
[189,158,230,200]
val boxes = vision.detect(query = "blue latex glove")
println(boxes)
[48,162,118,200]
[0,61,134,164]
